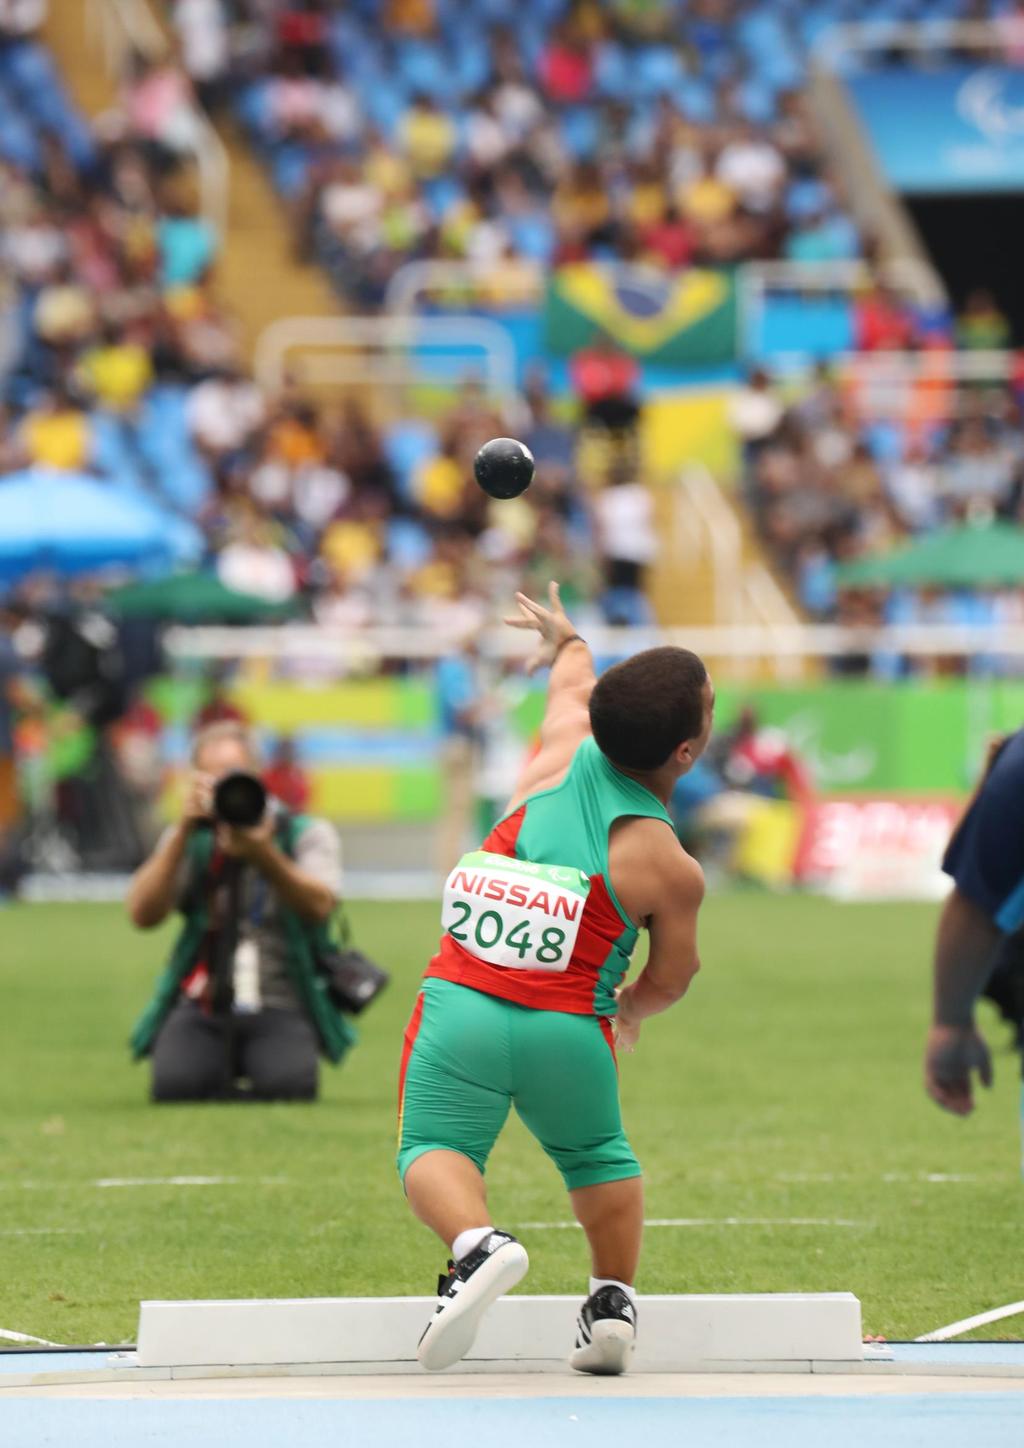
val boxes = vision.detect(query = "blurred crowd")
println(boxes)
[732,312,1024,665]
[0,12,659,639]
[166,0,867,308]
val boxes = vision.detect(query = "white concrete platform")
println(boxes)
[135,1293,863,1374]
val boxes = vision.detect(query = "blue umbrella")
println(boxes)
[0,469,202,583]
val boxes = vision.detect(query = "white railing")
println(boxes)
[87,0,230,239]
[163,622,1024,668]
[740,258,943,346]
[674,465,800,660]
[252,314,519,398]
[764,348,1017,416]
[816,19,1021,67]
[384,259,545,316]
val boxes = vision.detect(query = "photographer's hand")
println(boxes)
[216,812,274,861]
[219,816,335,923]
[126,773,212,929]
[183,771,215,827]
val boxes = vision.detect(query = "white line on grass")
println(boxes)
[0,1228,81,1236]
[0,1327,62,1346]
[916,1300,1024,1342]
[513,1217,871,1231]
[775,1172,981,1184]
[92,1176,291,1188]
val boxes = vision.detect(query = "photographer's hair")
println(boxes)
[191,720,261,769]
[589,646,708,772]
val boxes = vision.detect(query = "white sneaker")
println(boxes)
[417,1230,529,1371]
[569,1285,637,1375]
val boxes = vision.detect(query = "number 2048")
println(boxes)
[448,900,567,965]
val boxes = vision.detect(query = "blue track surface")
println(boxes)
[2,1396,1024,1448]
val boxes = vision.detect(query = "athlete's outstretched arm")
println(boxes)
[504,581,594,809]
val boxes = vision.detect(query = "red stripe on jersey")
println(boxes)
[481,806,525,857]
[397,990,425,1118]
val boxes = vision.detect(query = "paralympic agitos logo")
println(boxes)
[957,68,1024,145]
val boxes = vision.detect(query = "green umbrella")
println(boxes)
[105,571,303,623]
[836,521,1024,589]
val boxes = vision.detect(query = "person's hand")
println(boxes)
[613,987,641,1054]
[504,581,579,674]
[182,771,214,828]
[924,1022,993,1115]
[216,810,275,862]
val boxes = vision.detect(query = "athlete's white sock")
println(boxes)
[589,1276,638,1310]
[453,1226,493,1261]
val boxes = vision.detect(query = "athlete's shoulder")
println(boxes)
[608,815,703,921]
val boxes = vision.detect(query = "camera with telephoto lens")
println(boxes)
[212,771,268,828]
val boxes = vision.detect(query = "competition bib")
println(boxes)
[441,851,590,973]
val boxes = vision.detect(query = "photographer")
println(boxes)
[127,721,354,1102]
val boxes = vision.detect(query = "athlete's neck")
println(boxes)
[611,761,678,807]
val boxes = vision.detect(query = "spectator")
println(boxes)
[956,289,1011,351]
[172,0,230,115]
[20,386,91,471]
[217,513,297,603]
[187,367,265,462]
[264,735,311,814]
[570,333,641,433]
[75,321,153,414]
[398,94,457,181]
[855,286,917,353]
[728,368,784,467]
[715,123,786,216]
[592,465,657,624]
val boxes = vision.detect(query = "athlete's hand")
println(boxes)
[504,581,578,674]
[613,988,641,1054]
[924,1023,993,1115]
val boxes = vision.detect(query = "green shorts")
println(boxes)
[397,977,640,1192]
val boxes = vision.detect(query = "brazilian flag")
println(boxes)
[543,264,738,366]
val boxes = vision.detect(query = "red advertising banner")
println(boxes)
[797,797,962,901]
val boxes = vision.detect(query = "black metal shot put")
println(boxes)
[473,437,535,499]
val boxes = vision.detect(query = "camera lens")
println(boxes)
[213,771,267,828]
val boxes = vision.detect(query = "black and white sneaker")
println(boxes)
[416,1230,529,1371]
[568,1285,637,1375]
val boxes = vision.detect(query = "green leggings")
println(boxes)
[397,977,640,1192]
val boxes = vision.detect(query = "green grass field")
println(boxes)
[2,893,1023,1346]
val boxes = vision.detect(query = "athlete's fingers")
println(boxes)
[513,591,553,623]
[547,580,563,614]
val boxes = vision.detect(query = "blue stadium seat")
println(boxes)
[235,80,274,141]
[272,144,312,198]
[386,516,433,570]
[560,107,600,160]
[384,420,438,503]
[676,76,717,125]
[629,46,684,103]
[396,40,450,104]
[593,41,630,102]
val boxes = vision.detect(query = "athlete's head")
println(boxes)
[589,647,713,775]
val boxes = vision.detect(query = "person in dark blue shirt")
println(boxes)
[926,731,1024,1114]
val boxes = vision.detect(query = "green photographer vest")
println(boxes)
[129,814,357,1065]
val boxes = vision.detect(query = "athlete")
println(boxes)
[397,582,713,1374]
